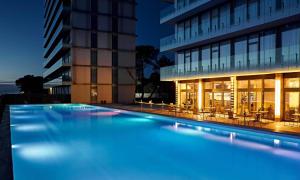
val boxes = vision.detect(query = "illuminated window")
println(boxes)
[284,78,300,88]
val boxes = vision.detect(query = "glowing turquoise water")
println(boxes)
[10,104,300,180]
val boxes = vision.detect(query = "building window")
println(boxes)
[201,11,211,34]
[91,68,97,84]
[234,0,247,25]
[201,46,211,72]
[112,35,118,50]
[91,50,97,66]
[212,44,219,71]
[191,49,199,71]
[112,52,118,67]
[91,15,97,30]
[185,50,191,72]
[248,34,259,68]
[260,30,276,66]
[91,32,97,48]
[211,8,219,32]
[234,37,247,69]
[184,20,191,40]
[281,24,300,64]
[237,78,275,119]
[248,0,259,20]
[220,41,231,70]
[220,3,230,29]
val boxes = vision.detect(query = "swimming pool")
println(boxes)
[10,104,300,180]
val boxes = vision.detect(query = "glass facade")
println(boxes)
[237,78,275,120]
[284,77,300,120]
[174,24,300,74]
[165,0,300,122]
[204,80,231,113]
[178,82,199,110]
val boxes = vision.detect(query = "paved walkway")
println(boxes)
[104,104,300,137]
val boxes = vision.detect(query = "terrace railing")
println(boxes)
[161,46,300,80]
[160,3,300,52]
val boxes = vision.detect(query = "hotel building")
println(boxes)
[43,0,136,104]
[160,0,300,121]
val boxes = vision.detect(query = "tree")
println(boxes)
[15,75,44,94]
[136,45,159,100]
[136,45,174,101]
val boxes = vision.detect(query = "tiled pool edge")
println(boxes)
[101,104,300,140]
[0,106,14,180]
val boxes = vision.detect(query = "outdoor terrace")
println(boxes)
[106,102,300,136]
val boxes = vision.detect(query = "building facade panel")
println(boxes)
[44,0,136,104]
[161,0,300,121]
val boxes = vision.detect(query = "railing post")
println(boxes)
[296,53,298,66]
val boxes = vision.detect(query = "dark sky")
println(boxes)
[0,0,171,82]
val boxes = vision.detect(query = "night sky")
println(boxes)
[0,0,171,82]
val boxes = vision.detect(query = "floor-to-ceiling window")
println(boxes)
[204,79,231,113]
[191,16,199,38]
[179,81,199,110]
[211,8,219,32]
[220,41,231,71]
[260,0,276,16]
[212,44,219,71]
[234,0,247,25]
[177,22,184,42]
[234,37,247,69]
[201,45,211,72]
[237,77,275,120]
[177,52,185,73]
[260,30,276,66]
[184,19,191,40]
[281,24,300,64]
[284,76,300,120]
[185,50,191,72]
[201,11,211,35]
[220,3,230,30]
[248,0,259,20]
[191,48,199,72]
[248,34,259,68]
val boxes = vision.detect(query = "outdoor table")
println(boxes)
[292,113,300,123]
[199,110,211,120]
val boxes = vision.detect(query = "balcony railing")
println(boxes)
[160,0,208,23]
[161,47,300,81]
[160,3,300,52]
[43,56,71,79]
[44,75,71,88]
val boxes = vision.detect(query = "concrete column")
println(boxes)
[175,81,180,106]
[198,80,204,111]
[231,76,238,114]
[275,73,284,121]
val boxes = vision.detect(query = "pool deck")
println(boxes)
[0,107,13,180]
[101,104,300,137]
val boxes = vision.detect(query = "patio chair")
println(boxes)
[228,111,239,124]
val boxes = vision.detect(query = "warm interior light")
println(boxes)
[275,79,281,117]
[198,81,203,110]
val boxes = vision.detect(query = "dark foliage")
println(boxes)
[136,45,175,103]
[15,75,44,94]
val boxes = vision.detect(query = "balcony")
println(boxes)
[43,39,70,68]
[160,4,300,52]
[43,57,71,79]
[44,75,71,88]
[160,0,213,24]
[161,47,300,81]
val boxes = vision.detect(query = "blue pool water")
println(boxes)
[10,104,300,180]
